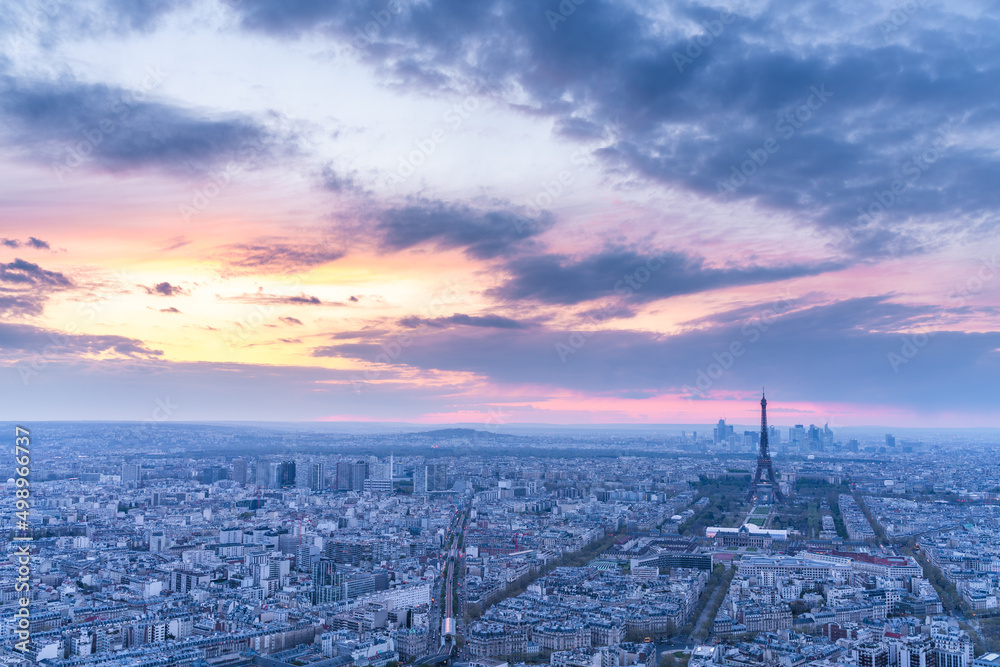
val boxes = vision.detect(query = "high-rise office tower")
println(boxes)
[351,461,368,492]
[713,419,735,444]
[414,462,448,493]
[335,462,353,491]
[276,461,296,488]
[201,466,228,484]
[232,459,248,485]
[413,465,427,494]
[256,459,272,488]
[309,462,327,492]
[122,463,141,486]
[429,462,448,491]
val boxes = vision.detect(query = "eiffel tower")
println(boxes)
[747,392,784,503]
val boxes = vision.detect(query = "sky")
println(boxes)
[1,0,999,427]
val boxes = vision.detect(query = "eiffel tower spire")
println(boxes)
[747,391,784,503]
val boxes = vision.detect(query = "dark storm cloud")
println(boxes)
[375,200,554,259]
[0,73,294,177]
[491,249,843,305]
[231,0,1000,258]
[398,313,528,329]
[318,296,1000,412]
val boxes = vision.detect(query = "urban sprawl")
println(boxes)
[4,411,1000,667]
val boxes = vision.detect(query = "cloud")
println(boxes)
[0,292,49,318]
[0,321,162,360]
[376,200,554,259]
[141,282,184,296]
[222,292,330,306]
[231,0,1000,258]
[319,163,363,194]
[399,313,529,329]
[490,248,843,305]
[160,307,181,313]
[223,242,345,272]
[280,316,304,326]
[5,0,194,41]
[0,237,50,249]
[0,73,296,178]
[328,329,387,340]
[316,296,1000,412]
[0,258,72,287]
[162,236,191,251]
[0,260,73,318]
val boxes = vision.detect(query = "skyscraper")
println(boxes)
[309,462,327,492]
[276,461,296,488]
[232,459,248,485]
[414,462,449,493]
[256,459,272,488]
[122,463,141,486]
[713,419,735,444]
[335,461,353,491]
[351,460,368,492]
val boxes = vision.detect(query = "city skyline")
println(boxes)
[2,1,1000,426]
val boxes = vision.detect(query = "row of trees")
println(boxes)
[465,529,625,623]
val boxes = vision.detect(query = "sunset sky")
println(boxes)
[2,0,999,426]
